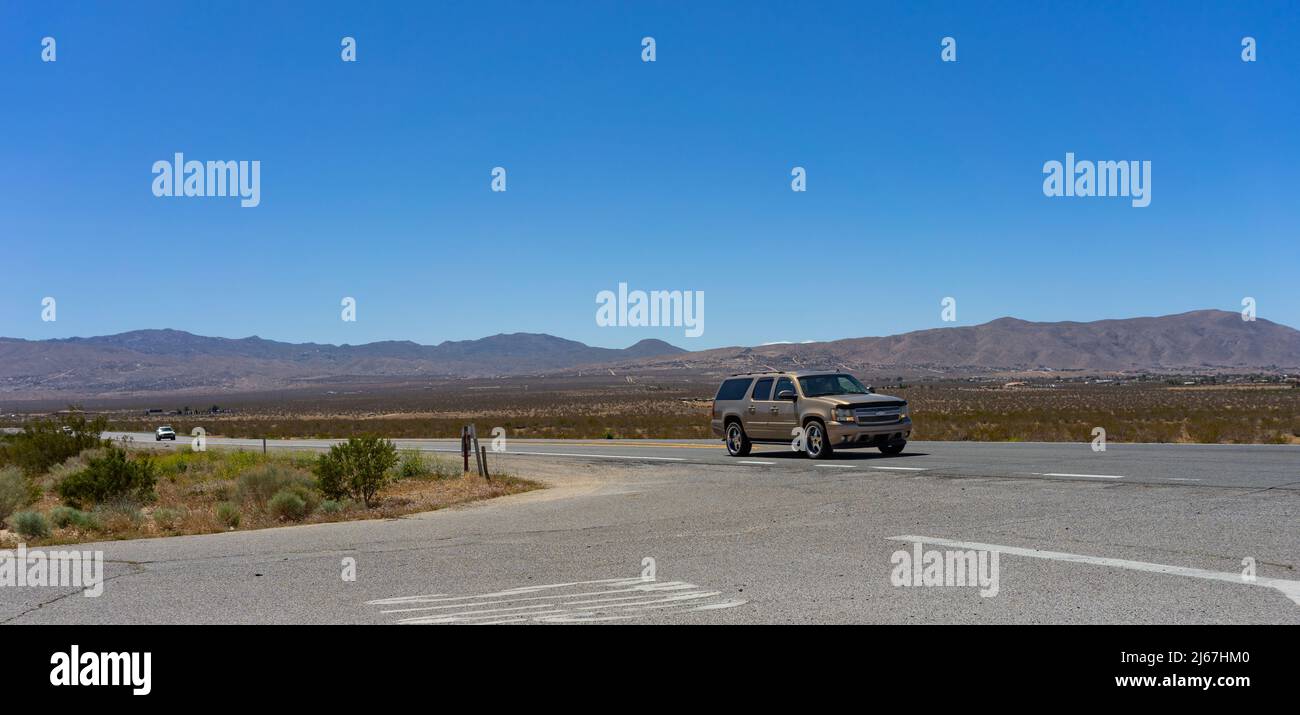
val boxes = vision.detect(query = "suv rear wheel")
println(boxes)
[803,420,834,459]
[725,421,752,457]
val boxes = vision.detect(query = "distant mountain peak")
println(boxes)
[623,338,688,357]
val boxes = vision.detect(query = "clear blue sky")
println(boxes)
[2,1,1297,349]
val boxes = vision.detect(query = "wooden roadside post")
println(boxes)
[479,445,490,480]
[262,437,267,455]
[470,424,485,477]
[463,424,485,477]
[461,426,470,473]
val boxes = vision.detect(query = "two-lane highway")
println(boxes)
[2,434,1295,624]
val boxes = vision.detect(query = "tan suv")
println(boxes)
[710,371,911,459]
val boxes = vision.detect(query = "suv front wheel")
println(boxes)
[803,420,834,459]
[725,421,752,457]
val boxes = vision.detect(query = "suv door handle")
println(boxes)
[747,405,756,413]
[769,407,779,413]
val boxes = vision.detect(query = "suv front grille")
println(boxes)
[854,405,904,423]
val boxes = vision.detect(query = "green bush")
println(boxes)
[288,482,320,514]
[237,463,315,509]
[0,466,39,524]
[12,511,51,540]
[320,499,342,514]
[215,501,241,528]
[50,505,91,529]
[0,411,108,476]
[396,449,429,479]
[63,507,100,531]
[315,436,398,507]
[152,507,183,531]
[55,447,156,509]
[267,489,308,521]
[43,448,106,493]
[48,505,77,528]
[92,500,144,532]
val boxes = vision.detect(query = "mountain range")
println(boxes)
[607,310,1300,376]
[1,310,1296,398]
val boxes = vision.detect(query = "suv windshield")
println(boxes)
[797,374,870,397]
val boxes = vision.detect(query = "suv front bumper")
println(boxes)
[827,418,911,447]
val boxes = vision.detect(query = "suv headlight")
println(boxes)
[833,407,856,423]
[899,403,910,421]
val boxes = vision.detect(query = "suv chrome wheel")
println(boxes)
[804,421,833,459]
[725,422,752,456]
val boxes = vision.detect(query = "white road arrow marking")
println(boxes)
[889,535,1300,606]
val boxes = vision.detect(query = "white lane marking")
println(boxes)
[1164,478,1202,482]
[889,535,1300,607]
[1035,472,1125,479]
[737,460,776,465]
[815,464,857,469]
[869,465,928,471]
[368,574,747,624]
[692,598,750,611]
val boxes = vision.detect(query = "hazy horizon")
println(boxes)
[2,307,1295,350]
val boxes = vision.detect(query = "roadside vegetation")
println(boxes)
[0,413,539,547]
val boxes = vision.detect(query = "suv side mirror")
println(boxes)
[776,390,797,401]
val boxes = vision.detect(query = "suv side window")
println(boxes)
[715,378,753,401]
[751,378,774,400]
[774,377,795,398]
